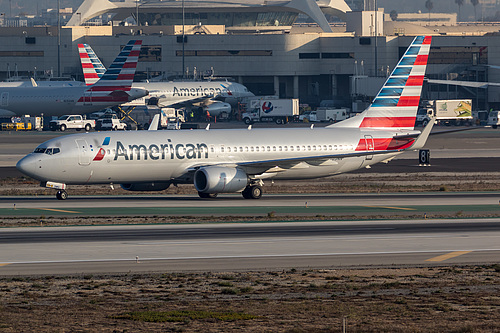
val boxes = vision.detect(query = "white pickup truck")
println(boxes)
[49,115,95,131]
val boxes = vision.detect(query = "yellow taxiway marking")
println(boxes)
[0,263,11,267]
[425,251,473,262]
[35,208,81,214]
[363,205,416,211]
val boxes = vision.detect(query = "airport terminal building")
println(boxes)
[0,0,500,110]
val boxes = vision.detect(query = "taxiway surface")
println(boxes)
[1,219,499,275]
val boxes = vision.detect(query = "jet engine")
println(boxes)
[120,182,171,192]
[194,167,248,194]
[204,101,231,117]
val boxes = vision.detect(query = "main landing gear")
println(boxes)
[56,190,68,200]
[197,184,263,199]
[198,192,218,199]
[241,184,262,199]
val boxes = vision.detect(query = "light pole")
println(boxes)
[182,0,185,78]
[135,0,139,26]
[57,0,61,77]
[374,0,378,77]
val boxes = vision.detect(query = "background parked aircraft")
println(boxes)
[78,43,254,117]
[0,40,148,116]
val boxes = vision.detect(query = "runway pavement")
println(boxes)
[1,192,500,216]
[1,219,499,275]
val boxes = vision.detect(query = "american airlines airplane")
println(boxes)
[0,40,148,116]
[17,36,433,200]
[78,43,254,117]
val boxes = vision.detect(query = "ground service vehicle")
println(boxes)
[301,108,349,123]
[96,114,127,131]
[49,115,95,131]
[416,99,473,126]
[487,110,500,128]
[241,98,299,124]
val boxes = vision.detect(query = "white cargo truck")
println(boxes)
[241,98,299,124]
[416,99,473,126]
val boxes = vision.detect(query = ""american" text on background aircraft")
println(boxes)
[0,40,148,117]
[17,36,433,200]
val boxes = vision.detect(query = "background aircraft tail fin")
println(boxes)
[330,36,432,130]
[78,43,106,86]
[86,40,142,92]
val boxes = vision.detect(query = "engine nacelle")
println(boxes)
[194,167,248,194]
[204,101,231,117]
[120,182,171,192]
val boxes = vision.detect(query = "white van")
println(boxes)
[487,111,500,129]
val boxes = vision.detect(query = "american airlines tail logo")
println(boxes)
[93,137,110,161]
[262,102,273,113]
[93,148,106,161]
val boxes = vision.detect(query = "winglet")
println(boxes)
[148,114,159,131]
[409,117,435,150]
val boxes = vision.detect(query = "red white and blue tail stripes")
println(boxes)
[360,36,431,130]
[77,40,142,105]
[78,43,106,86]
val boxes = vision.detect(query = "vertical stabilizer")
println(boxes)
[78,40,142,104]
[78,43,106,86]
[331,36,432,130]
[87,40,142,92]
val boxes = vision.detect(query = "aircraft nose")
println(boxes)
[16,155,38,179]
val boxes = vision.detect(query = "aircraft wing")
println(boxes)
[157,94,215,108]
[178,147,411,179]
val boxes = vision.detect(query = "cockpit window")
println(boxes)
[34,147,60,155]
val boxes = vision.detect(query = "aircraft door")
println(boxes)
[364,135,374,160]
[76,139,91,166]
[1,92,8,106]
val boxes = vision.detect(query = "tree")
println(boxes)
[455,0,465,22]
[390,10,398,21]
[471,0,480,21]
[425,0,434,24]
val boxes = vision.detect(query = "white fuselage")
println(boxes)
[16,127,407,186]
[0,86,148,116]
[127,81,254,108]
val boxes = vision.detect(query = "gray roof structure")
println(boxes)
[67,0,351,33]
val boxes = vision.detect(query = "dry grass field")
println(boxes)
[1,265,499,332]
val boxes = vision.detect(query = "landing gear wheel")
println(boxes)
[242,185,262,199]
[56,190,68,200]
[198,192,218,199]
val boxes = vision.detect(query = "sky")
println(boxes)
[0,0,497,22]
